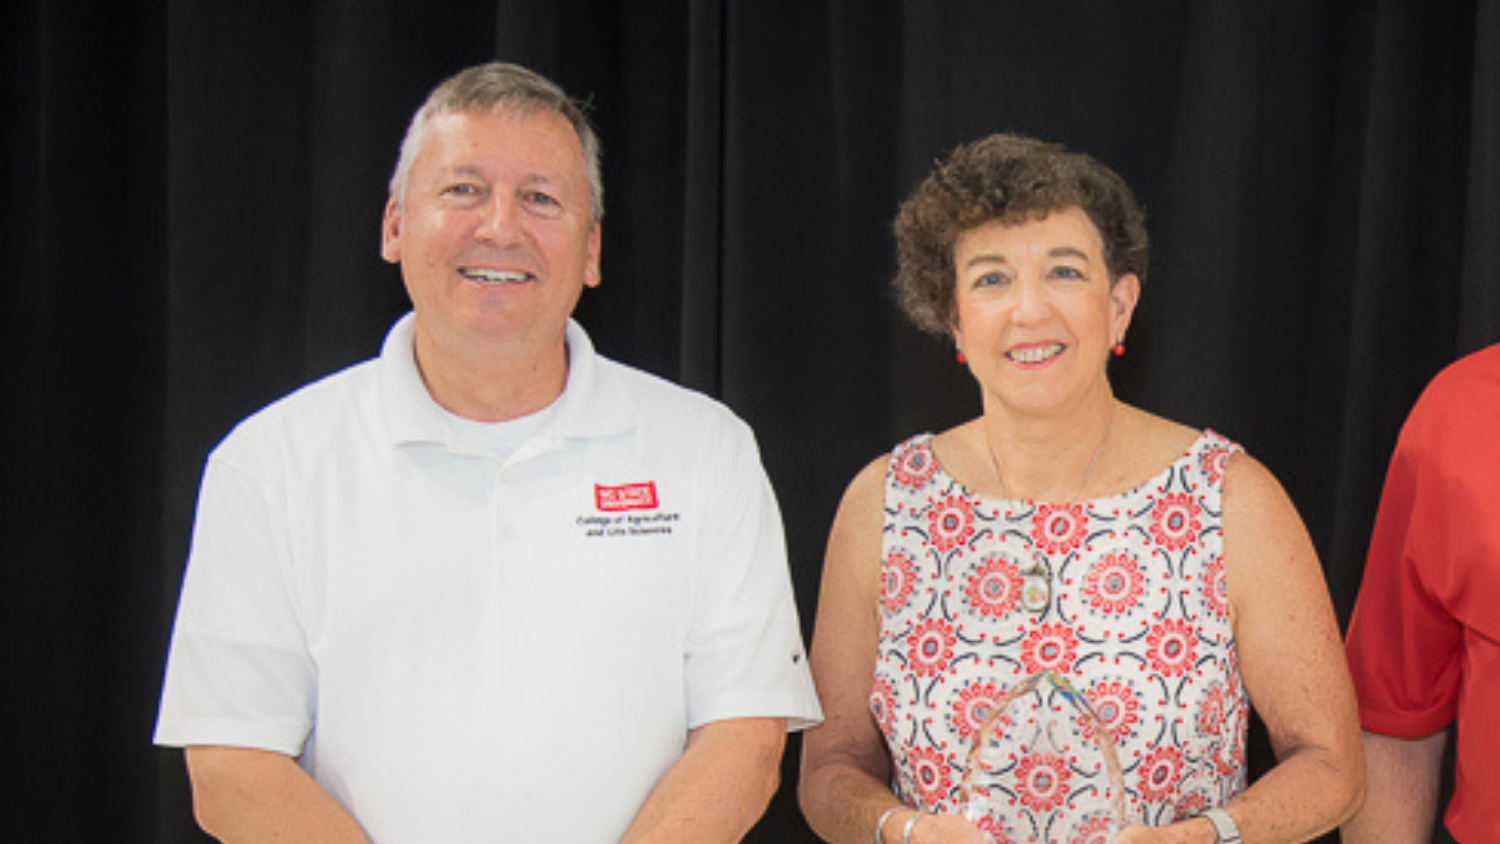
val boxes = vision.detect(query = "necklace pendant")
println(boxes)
[1020,565,1051,614]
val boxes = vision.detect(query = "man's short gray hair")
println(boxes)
[388,62,604,224]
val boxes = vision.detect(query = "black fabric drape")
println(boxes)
[5,1,170,842]
[6,1,1496,842]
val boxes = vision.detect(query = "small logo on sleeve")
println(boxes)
[594,482,659,512]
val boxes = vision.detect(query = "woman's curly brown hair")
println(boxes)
[892,133,1149,336]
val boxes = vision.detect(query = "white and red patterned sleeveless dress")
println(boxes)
[873,431,1249,829]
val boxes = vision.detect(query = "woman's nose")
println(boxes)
[1011,275,1049,321]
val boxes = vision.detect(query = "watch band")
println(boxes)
[1202,808,1242,844]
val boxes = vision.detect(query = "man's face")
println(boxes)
[381,107,601,354]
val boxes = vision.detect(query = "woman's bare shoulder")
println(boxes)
[1107,404,1203,488]
[1118,403,1201,453]
[832,452,894,538]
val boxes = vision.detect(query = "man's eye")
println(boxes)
[523,191,565,218]
[443,184,480,197]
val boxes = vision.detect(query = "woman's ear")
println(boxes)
[1110,273,1141,340]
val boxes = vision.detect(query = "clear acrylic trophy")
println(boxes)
[958,670,1127,844]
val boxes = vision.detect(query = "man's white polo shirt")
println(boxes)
[156,314,822,844]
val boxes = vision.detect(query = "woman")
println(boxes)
[799,134,1363,844]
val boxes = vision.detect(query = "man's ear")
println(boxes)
[380,197,402,265]
[583,222,602,289]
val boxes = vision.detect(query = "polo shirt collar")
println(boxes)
[379,313,637,449]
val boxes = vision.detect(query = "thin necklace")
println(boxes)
[984,403,1116,505]
[988,403,1116,615]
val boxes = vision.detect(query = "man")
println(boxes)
[155,61,821,844]
[1343,342,1500,844]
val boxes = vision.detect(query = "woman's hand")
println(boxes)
[904,811,990,844]
[1108,818,1215,844]
[909,814,1214,844]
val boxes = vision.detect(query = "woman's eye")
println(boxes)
[1052,266,1086,281]
[974,272,1009,288]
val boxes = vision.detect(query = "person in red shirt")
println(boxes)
[1344,342,1500,844]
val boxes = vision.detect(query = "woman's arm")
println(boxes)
[1186,452,1365,842]
[798,457,986,844]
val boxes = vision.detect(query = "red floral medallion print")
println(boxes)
[1148,493,1202,551]
[927,495,977,552]
[869,676,897,735]
[1146,619,1198,677]
[974,814,1014,844]
[1197,682,1228,738]
[1032,503,1089,555]
[1020,623,1079,675]
[1175,790,1211,819]
[1137,745,1184,803]
[1217,735,1245,778]
[892,442,940,490]
[1202,555,1229,619]
[875,432,1248,822]
[1200,443,1232,485]
[950,681,1004,740]
[908,617,957,677]
[1084,679,1140,746]
[1070,814,1116,844]
[908,746,954,805]
[1015,751,1072,813]
[882,551,919,614]
[1083,553,1145,615]
[965,555,1022,617]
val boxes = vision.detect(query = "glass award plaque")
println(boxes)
[958,670,1126,844]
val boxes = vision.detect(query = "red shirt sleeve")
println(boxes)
[1346,346,1500,737]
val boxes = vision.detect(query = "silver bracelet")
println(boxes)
[873,806,903,844]
[1201,808,1242,844]
[901,810,924,844]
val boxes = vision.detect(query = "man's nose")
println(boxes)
[476,194,524,244]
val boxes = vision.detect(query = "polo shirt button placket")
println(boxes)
[493,464,516,543]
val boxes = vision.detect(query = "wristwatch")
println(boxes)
[1201,808,1242,844]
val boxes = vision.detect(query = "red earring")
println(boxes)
[956,350,967,364]
[1112,341,1126,357]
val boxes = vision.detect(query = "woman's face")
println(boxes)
[951,206,1139,418]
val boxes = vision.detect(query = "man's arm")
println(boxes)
[184,746,373,844]
[1340,729,1447,844]
[616,718,786,844]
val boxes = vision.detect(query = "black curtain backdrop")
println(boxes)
[7,1,1499,842]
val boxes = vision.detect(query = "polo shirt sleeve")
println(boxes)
[681,416,822,732]
[1346,389,1465,737]
[154,439,317,755]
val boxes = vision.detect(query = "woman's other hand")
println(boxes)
[901,811,990,844]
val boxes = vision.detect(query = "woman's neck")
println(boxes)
[979,390,1119,503]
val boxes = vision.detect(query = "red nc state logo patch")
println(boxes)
[595,482,659,511]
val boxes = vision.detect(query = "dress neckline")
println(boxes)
[911,429,1222,508]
